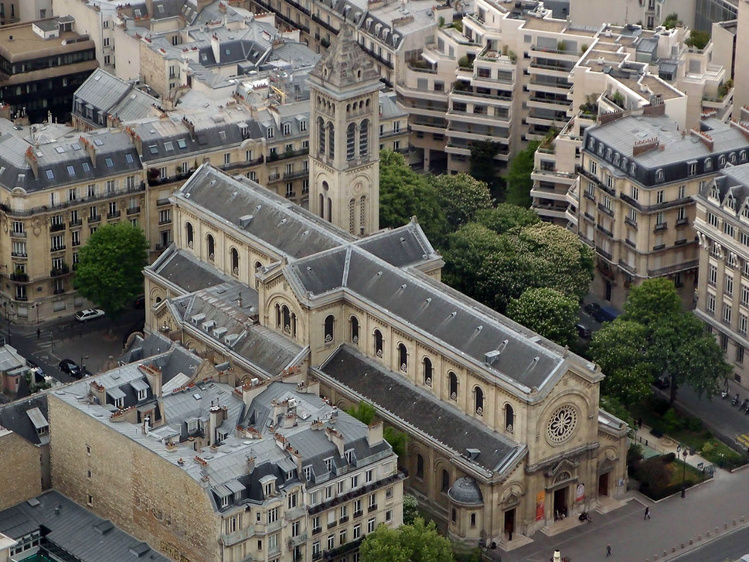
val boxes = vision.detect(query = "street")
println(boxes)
[2,308,144,391]
[674,525,749,561]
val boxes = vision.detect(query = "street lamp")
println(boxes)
[679,444,690,498]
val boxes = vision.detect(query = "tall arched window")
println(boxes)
[350,316,359,344]
[230,248,239,275]
[423,357,433,387]
[327,198,332,223]
[359,195,366,234]
[282,306,291,334]
[207,234,215,261]
[448,372,458,401]
[346,123,356,160]
[504,404,515,432]
[275,303,281,328]
[441,469,450,493]
[398,343,408,373]
[318,117,325,154]
[474,387,484,416]
[186,222,194,248]
[348,199,356,234]
[319,193,325,218]
[324,315,335,342]
[374,329,383,357]
[327,123,335,159]
[416,454,424,479]
[359,119,369,158]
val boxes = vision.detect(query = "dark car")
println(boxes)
[583,302,601,317]
[133,294,146,309]
[58,359,82,379]
[593,305,621,324]
[575,323,592,339]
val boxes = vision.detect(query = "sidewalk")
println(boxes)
[631,423,713,472]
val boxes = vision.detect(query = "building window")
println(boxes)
[367,518,376,533]
[708,264,718,286]
[474,387,484,415]
[707,293,716,314]
[738,345,745,364]
[231,248,239,276]
[347,123,356,160]
[656,190,664,204]
[398,343,407,372]
[631,186,639,200]
[360,119,369,158]
[374,329,383,357]
[423,357,433,386]
[721,332,729,352]
[207,234,215,260]
[186,223,194,248]
[350,316,359,344]
[324,315,334,343]
[723,303,732,324]
[589,161,597,175]
[87,494,93,506]
[448,372,458,400]
[726,274,734,297]
[741,314,748,336]
[441,469,449,493]
[416,454,424,479]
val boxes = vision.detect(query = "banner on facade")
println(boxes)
[576,483,585,502]
[535,490,545,521]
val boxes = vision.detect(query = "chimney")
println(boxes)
[143,415,151,435]
[325,427,345,457]
[209,402,222,447]
[241,377,266,408]
[690,128,714,152]
[138,364,162,398]
[81,136,97,167]
[182,117,196,141]
[24,146,39,179]
[367,420,383,447]
[730,119,749,143]
[632,137,659,157]
[211,34,221,64]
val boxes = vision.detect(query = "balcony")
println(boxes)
[158,218,172,226]
[127,206,141,215]
[50,222,66,232]
[353,510,363,519]
[268,173,281,182]
[654,222,667,232]
[596,246,613,261]
[368,504,378,513]
[10,230,26,238]
[54,287,65,295]
[69,219,83,228]
[308,472,405,516]
[107,211,122,219]
[676,217,689,226]
[50,264,70,277]
[148,171,193,187]
[312,526,322,535]
[14,295,28,301]
[285,191,297,199]
[156,198,170,207]
[51,245,66,253]
[339,516,349,524]
[221,525,256,547]
[284,169,308,180]
[10,272,28,282]
[596,224,613,237]
[10,252,27,258]
[88,215,101,224]
[288,532,308,547]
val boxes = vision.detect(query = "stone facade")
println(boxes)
[0,429,42,512]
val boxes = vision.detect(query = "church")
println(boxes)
[143,25,628,553]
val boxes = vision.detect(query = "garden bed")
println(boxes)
[630,450,709,501]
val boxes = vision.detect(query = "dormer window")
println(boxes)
[730,152,737,164]
[344,449,356,464]
[283,123,291,135]
[705,158,713,171]
[655,169,664,182]
[741,151,748,163]
[605,148,612,161]
[588,137,595,150]
[261,476,277,498]
[629,162,637,176]
[138,388,147,401]
[719,155,726,167]
[727,197,735,210]
[267,128,275,139]
[711,185,721,200]
[613,153,620,166]
[114,397,124,409]
[742,205,749,219]
[324,457,334,472]
[303,465,314,481]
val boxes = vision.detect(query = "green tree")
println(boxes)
[589,320,653,405]
[685,29,710,50]
[402,495,419,525]
[621,278,681,327]
[379,150,447,244]
[432,173,493,231]
[504,141,540,207]
[442,222,506,297]
[474,204,539,234]
[360,518,454,562]
[506,288,578,347]
[346,401,407,459]
[663,12,679,29]
[469,140,502,196]
[74,222,148,320]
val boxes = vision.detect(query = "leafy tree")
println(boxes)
[507,288,578,347]
[663,12,679,29]
[474,204,539,234]
[685,29,710,50]
[402,495,419,525]
[346,401,407,459]
[621,278,681,327]
[589,321,653,405]
[360,518,454,562]
[600,395,634,427]
[379,150,447,244]
[432,173,493,231]
[442,222,506,297]
[75,222,148,320]
[504,141,539,207]
[469,140,502,196]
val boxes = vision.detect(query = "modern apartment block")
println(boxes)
[575,108,749,309]
[48,342,403,562]
[693,159,749,390]
[0,17,97,123]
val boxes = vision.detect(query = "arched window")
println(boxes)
[275,303,281,328]
[186,222,193,248]
[291,313,297,337]
[327,198,332,223]
[327,123,335,159]
[346,123,356,160]
[359,119,369,158]
[448,372,458,401]
[324,315,334,343]
[317,117,325,154]
[349,198,356,234]
[255,261,263,272]
[397,343,408,373]
[350,316,359,344]
[282,305,291,334]
[374,329,383,357]
[423,357,433,387]
[474,387,484,416]
[441,469,450,493]
[231,248,239,275]
[416,454,424,479]
[319,193,325,218]
[207,234,215,261]
[359,195,366,234]
[505,403,515,432]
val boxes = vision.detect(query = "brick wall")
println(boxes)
[0,431,42,511]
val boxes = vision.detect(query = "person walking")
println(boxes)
[606,544,612,557]
[644,506,651,520]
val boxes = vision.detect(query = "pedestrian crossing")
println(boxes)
[737,433,749,448]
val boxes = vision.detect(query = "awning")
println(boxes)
[106,387,126,401]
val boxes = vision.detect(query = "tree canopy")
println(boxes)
[432,173,493,231]
[504,141,539,207]
[507,288,579,347]
[589,279,731,405]
[360,518,454,562]
[346,401,406,459]
[379,150,447,244]
[443,222,594,313]
[74,222,148,319]
[469,140,502,196]
[474,204,539,234]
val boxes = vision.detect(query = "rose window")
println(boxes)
[546,405,578,443]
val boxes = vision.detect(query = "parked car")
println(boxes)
[575,323,592,339]
[593,305,620,324]
[58,359,82,379]
[133,295,146,309]
[583,302,601,317]
[75,308,105,322]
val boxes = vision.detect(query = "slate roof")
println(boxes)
[0,491,168,562]
[320,346,523,474]
[150,246,232,294]
[353,219,438,268]
[0,394,48,446]
[74,69,131,115]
